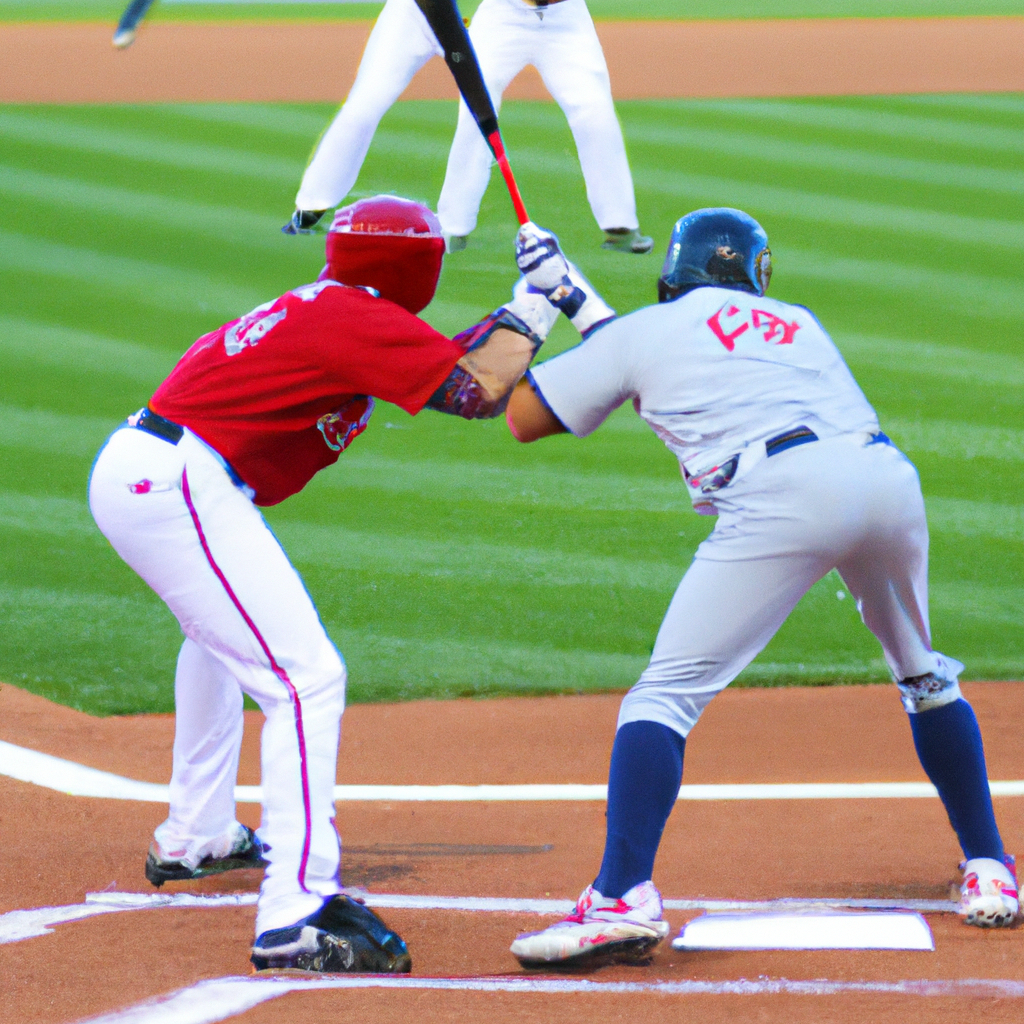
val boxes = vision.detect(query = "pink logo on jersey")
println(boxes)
[317,396,375,452]
[129,480,152,494]
[707,303,800,351]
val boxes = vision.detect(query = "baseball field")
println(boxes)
[1,1,1023,1021]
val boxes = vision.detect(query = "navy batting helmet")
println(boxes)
[657,208,771,303]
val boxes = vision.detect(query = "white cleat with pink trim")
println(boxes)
[511,881,670,969]
[959,855,1019,928]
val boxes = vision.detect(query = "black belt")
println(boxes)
[765,426,818,457]
[130,407,184,445]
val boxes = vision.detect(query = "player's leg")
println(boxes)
[293,0,442,215]
[436,0,529,241]
[531,0,646,249]
[90,428,407,967]
[511,549,830,968]
[835,438,1014,925]
[146,638,262,884]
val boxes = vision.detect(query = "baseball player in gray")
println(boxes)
[499,211,1017,968]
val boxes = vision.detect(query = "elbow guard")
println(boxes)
[426,365,501,419]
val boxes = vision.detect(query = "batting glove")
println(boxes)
[500,275,560,342]
[515,222,586,316]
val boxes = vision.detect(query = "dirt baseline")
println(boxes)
[2,681,1024,1023]
[2,17,1024,104]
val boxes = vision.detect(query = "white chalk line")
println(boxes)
[1,891,959,946]
[75,974,1024,1024]
[4,740,1024,803]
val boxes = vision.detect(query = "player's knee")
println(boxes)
[897,672,962,714]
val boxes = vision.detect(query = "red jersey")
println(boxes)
[150,280,463,506]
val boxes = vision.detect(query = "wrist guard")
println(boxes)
[451,307,544,357]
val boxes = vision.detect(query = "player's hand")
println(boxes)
[515,222,572,292]
[501,275,560,341]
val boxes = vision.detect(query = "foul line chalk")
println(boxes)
[76,974,1024,1024]
[1,891,958,946]
[4,741,1024,803]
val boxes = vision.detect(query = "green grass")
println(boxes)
[3,1,1023,23]
[1,94,1023,714]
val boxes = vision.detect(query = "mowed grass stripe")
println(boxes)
[0,164,287,243]
[0,230,265,316]
[0,110,303,183]
[0,316,179,380]
[836,334,1024,388]
[695,99,1024,155]
[619,118,1024,198]
[631,166,1024,250]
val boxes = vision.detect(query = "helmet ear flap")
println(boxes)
[755,248,772,295]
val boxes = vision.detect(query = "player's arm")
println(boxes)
[506,376,567,442]
[424,278,557,419]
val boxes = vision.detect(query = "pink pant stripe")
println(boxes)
[181,469,313,894]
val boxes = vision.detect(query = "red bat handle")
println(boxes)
[487,130,529,226]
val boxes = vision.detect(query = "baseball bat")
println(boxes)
[113,0,157,49]
[412,0,530,225]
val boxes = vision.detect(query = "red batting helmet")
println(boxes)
[323,195,445,314]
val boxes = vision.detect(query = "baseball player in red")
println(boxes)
[88,195,550,973]
[500,212,1017,968]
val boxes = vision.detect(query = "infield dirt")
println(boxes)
[3,681,1024,1022]
[2,16,1024,103]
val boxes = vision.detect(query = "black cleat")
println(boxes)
[145,825,267,887]
[251,894,412,974]
[282,209,328,235]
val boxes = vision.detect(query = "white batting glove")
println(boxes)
[501,274,560,341]
[515,221,572,291]
[563,260,616,338]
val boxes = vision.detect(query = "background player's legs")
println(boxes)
[295,0,442,212]
[533,1,639,232]
[836,441,1004,862]
[595,551,832,898]
[153,637,246,863]
[436,1,529,238]
[90,428,346,935]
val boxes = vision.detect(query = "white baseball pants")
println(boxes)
[436,0,639,236]
[89,426,346,936]
[295,0,443,212]
[618,434,962,737]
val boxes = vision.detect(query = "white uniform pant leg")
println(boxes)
[533,0,639,231]
[436,0,530,236]
[154,637,245,860]
[295,0,443,211]
[618,552,830,738]
[89,427,346,936]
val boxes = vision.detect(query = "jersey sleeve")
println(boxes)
[527,317,636,437]
[313,288,465,414]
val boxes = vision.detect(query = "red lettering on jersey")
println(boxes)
[751,309,801,345]
[707,305,749,351]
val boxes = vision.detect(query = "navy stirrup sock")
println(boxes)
[593,720,686,899]
[909,698,1003,862]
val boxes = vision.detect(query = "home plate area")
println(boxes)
[2,684,1024,1023]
